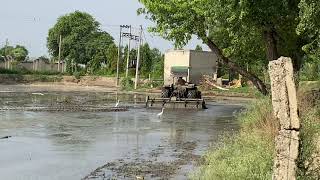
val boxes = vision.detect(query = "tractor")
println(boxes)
[146,66,206,109]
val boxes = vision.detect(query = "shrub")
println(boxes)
[297,88,320,179]
[73,71,82,80]
[121,77,134,90]
[191,98,276,180]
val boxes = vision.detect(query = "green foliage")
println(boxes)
[138,0,306,91]
[121,77,134,90]
[237,98,274,129]
[0,67,64,76]
[140,44,164,78]
[299,61,320,81]
[47,11,115,73]
[192,133,274,180]
[0,45,28,62]
[195,45,203,51]
[0,68,26,75]
[192,98,275,180]
[297,0,320,61]
[297,106,320,179]
[73,71,82,80]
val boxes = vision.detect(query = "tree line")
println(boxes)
[0,11,164,78]
[47,11,164,78]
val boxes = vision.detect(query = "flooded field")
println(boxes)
[0,85,244,180]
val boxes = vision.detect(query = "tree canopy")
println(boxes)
[0,45,28,62]
[47,11,115,73]
[138,0,320,94]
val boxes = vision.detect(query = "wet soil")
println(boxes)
[0,85,244,180]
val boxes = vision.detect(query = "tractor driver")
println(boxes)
[176,77,187,86]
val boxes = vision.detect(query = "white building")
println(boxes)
[164,49,218,85]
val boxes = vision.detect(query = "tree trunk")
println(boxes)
[205,38,269,95]
[264,29,279,61]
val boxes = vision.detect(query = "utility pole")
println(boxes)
[134,25,143,90]
[58,35,62,72]
[116,26,123,87]
[4,39,8,69]
[125,25,132,78]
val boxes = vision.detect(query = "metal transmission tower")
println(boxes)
[116,25,142,86]
[116,25,131,86]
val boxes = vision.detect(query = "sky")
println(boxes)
[0,0,205,58]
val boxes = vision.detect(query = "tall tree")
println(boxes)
[138,0,305,95]
[47,11,115,73]
[0,45,28,62]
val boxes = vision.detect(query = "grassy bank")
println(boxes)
[192,98,277,179]
[297,88,320,179]
[192,87,320,179]
[0,74,63,83]
[201,86,261,98]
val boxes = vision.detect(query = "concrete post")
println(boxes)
[269,57,300,180]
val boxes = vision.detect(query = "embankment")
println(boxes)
[192,87,320,180]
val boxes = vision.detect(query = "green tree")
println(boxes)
[140,43,153,76]
[0,45,28,62]
[298,0,320,60]
[195,45,203,51]
[85,31,115,73]
[47,11,115,73]
[138,0,305,95]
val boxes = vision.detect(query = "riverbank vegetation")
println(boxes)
[191,86,320,179]
[191,98,276,179]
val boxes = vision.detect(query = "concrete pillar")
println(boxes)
[269,57,300,180]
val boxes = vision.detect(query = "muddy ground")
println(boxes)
[0,84,244,180]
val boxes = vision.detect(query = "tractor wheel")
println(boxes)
[196,91,202,99]
[161,88,171,98]
[187,90,197,99]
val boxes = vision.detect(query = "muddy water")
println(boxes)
[0,85,243,180]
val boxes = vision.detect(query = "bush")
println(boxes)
[297,88,320,179]
[73,71,85,80]
[121,77,134,90]
[299,62,320,81]
[0,67,65,76]
[191,98,276,180]
[297,107,320,180]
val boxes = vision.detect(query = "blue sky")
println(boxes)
[0,0,204,57]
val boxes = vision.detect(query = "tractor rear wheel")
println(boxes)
[161,88,171,98]
[196,91,202,99]
[187,90,197,99]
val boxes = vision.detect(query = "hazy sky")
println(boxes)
[0,0,204,57]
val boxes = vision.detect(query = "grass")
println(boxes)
[297,85,320,180]
[297,107,320,180]
[201,86,263,98]
[120,77,134,90]
[191,98,276,180]
[192,83,320,180]
[0,67,66,76]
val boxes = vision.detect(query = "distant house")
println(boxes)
[164,49,218,85]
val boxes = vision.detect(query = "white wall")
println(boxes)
[164,50,190,85]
